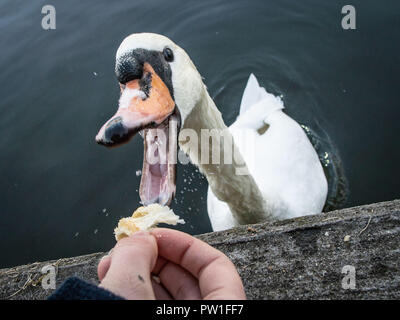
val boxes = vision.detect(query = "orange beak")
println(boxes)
[96,63,175,146]
[96,62,179,206]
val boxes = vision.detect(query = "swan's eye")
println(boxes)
[163,47,174,62]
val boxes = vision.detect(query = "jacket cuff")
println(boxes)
[47,276,124,300]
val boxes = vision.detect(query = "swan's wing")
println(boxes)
[233,75,284,131]
[239,73,268,115]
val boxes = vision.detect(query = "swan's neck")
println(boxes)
[179,88,272,224]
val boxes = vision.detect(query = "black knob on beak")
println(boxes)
[116,56,143,84]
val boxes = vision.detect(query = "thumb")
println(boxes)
[99,231,158,299]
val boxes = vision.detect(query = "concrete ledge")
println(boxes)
[1,199,399,300]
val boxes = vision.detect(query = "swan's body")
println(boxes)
[207,74,327,231]
[96,33,328,232]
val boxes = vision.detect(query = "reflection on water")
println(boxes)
[0,0,399,268]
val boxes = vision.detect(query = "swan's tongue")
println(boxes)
[140,114,179,206]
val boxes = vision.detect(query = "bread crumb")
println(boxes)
[114,204,185,241]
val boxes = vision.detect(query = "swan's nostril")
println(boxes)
[106,116,123,128]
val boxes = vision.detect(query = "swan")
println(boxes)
[96,33,328,231]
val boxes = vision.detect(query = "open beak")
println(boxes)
[96,62,179,206]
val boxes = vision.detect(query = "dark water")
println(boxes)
[1,0,399,268]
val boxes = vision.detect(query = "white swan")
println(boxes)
[96,33,328,231]
[207,74,328,230]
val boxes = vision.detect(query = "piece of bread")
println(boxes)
[114,204,185,241]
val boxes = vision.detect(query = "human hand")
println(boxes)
[97,228,246,300]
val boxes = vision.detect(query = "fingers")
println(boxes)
[152,278,172,300]
[98,242,173,299]
[97,228,246,300]
[157,261,202,299]
[153,257,201,299]
[151,228,246,300]
[199,256,245,299]
[99,231,158,300]
[97,254,111,281]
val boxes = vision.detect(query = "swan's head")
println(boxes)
[95,33,204,206]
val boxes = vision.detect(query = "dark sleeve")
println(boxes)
[47,276,124,300]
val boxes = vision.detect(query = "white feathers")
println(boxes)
[208,74,327,231]
[240,73,267,115]
[118,88,146,109]
[222,73,285,133]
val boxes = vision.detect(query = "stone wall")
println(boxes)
[0,199,399,299]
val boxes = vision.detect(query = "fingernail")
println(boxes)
[100,248,113,261]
